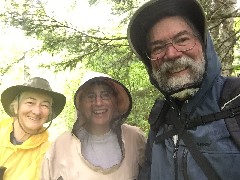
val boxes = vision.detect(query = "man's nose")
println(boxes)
[163,43,182,60]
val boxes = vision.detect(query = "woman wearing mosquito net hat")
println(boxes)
[41,72,146,180]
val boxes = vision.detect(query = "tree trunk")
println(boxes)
[204,0,237,76]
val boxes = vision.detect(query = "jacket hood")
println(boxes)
[73,72,132,128]
[127,0,221,99]
[2,118,49,149]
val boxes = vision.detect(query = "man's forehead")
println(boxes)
[148,18,196,45]
[151,16,193,33]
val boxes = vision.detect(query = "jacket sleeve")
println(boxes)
[40,132,71,180]
[138,130,155,180]
[40,141,56,180]
[138,98,165,180]
[40,152,52,180]
[136,128,147,168]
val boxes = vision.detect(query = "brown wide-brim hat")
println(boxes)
[1,77,66,121]
[127,0,206,88]
[74,72,132,121]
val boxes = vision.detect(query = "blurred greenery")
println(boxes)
[0,0,239,138]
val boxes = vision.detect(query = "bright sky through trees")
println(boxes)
[44,0,114,31]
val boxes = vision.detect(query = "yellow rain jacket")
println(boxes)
[0,118,50,180]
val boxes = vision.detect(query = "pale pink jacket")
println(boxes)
[41,124,146,180]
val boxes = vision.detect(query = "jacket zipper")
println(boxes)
[169,98,181,180]
[182,148,189,180]
[173,135,179,180]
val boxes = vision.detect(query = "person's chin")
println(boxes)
[92,118,110,126]
[162,76,191,90]
[163,77,201,100]
[26,127,41,134]
[170,88,199,100]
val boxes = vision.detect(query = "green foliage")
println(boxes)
[1,0,239,135]
[127,62,160,133]
[62,77,82,129]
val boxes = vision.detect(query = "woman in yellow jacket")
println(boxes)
[41,72,146,180]
[0,77,66,180]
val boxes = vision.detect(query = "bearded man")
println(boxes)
[127,0,240,179]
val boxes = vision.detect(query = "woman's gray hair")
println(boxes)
[8,95,19,117]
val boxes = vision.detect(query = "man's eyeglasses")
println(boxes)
[85,91,113,102]
[146,33,197,61]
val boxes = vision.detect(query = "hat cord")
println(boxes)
[16,117,53,135]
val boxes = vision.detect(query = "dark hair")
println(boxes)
[79,79,117,100]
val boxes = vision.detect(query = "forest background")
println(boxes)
[0,0,239,140]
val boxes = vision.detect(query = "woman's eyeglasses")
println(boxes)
[85,91,113,102]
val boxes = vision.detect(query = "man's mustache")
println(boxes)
[158,57,195,74]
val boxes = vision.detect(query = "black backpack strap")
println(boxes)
[148,77,240,179]
[170,110,221,180]
[225,116,240,148]
[220,77,240,108]
[185,106,240,129]
[181,131,220,180]
[183,77,240,130]
[155,129,176,144]
[148,99,178,144]
[148,98,167,132]
[147,99,220,179]
[220,77,240,149]
[138,98,170,180]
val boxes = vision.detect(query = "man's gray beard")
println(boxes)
[152,55,205,100]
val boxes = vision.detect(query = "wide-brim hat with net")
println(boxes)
[74,72,132,123]
[127,0,206,89]
[1,77,66,121]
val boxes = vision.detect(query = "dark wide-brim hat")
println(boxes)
[127,0,206,68]
[1,77,66,121]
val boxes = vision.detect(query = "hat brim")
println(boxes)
[104,78,132,118]
[74,77,132,120]
[1,85,66,121]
